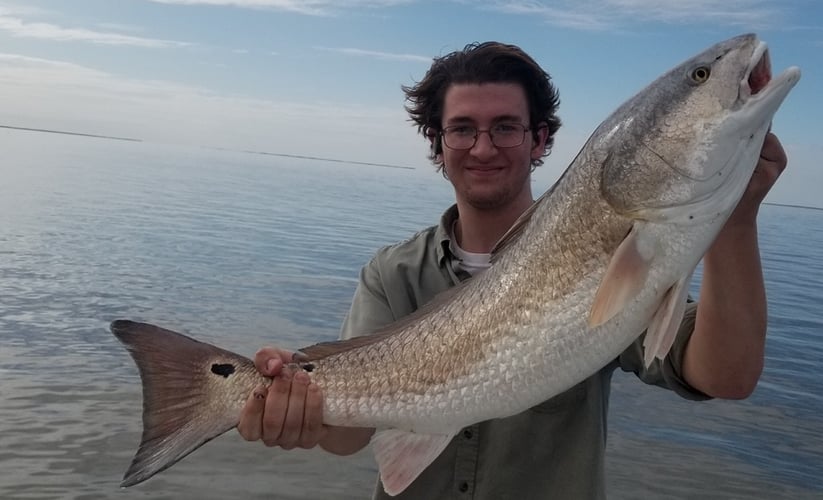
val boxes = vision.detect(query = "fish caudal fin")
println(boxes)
[372,429,456,496]
[110,320,257,487]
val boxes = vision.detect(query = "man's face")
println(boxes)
[439,82,547,211]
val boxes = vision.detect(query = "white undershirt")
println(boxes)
[450,220,492,276]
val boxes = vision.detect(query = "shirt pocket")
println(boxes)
[528,380,589,414]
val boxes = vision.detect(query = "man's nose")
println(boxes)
[470,130,497,157]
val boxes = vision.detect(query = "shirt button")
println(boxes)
[463,429,473,439]
[459,481,469,493]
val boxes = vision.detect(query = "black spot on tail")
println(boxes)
[301,363,315,372]
[211,363,235,378]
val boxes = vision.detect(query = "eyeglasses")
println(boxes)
[440,123,531,150]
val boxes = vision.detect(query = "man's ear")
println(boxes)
[427,128,442,158]
[531,123,549,160]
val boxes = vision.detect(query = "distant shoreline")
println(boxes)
[234,149,415,170]
[3,127,818,199]
[764,202,823,212]
[0,125,142,142]
[0,124,414,171]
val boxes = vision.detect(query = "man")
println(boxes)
[237,42,786,498]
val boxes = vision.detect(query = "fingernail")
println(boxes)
[294,371,309,384]
[266,358,278,374]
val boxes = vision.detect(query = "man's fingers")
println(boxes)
[758,133,787,173]
[254,348,289,376]
[300,381,326,448]
[238,364,325,451]
[279,371,309,450]
[261,368,292,446]
[751,133,787,188]
[237,385,267,441]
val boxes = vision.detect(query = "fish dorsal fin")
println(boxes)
[643,271,693,367]
[372,429,456,496]
[489,172,567,260]
[298,283,468,361]
[588,224,656,326]
[489,195,543,261]
[298,328,398,360]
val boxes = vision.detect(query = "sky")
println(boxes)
[0,0,821,206]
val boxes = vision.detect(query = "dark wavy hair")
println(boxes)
[403,41,562,170]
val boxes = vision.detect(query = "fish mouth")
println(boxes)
[740,40,799,103]
[744,41,772,97]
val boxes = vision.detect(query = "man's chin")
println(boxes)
[463,190,510,210]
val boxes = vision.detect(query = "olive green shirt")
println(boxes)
[340,205,708,500]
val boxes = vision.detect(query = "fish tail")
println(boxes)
[110,320,256,487]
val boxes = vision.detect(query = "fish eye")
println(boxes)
[690,66,711,84]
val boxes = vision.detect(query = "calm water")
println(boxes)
[0,129,821,499]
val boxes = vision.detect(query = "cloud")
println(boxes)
[483,0,780,30]
[0,8,191,47]
[146,0,413,16]
[94,22,148,34]
[606,0,776,24]
[479,1,610,30]
[145,0,784,27]
[0,3,52,17]
[0,52,422,164]
[315,46,431,63]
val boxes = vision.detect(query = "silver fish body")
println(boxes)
[112,33,799,495]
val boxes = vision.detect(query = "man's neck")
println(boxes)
[454,197,534,254]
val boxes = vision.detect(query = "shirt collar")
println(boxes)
[435,204,459,266]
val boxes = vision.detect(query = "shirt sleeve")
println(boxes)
[340,251,397,340]
[617,301,711,401]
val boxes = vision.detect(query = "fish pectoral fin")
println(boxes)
[589,225,655,327]
[643,271,693,367]
[371,429,456,496]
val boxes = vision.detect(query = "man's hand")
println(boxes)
[727,132,787,226]
[237,347,327,449]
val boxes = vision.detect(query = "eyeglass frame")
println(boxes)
[438,122,534,150]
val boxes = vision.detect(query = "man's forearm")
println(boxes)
[683,220,767,399]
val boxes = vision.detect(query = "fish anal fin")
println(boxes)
[589,226,655,327]
[643,272,693,367]
[372,429,455,496]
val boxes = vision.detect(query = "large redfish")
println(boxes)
[112,33,799,496]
